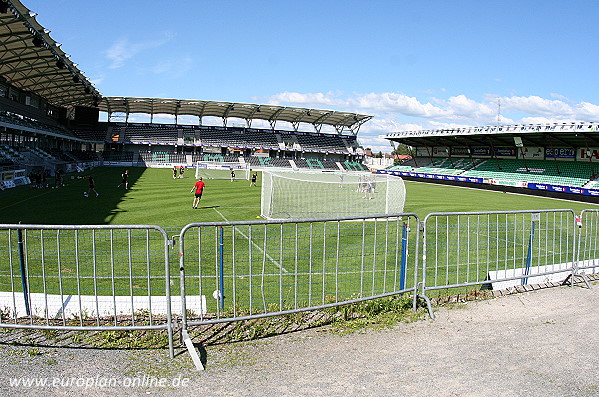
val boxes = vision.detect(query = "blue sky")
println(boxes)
[24,0,599,152]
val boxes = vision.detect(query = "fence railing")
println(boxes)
[0,209,597,370]
[0,224,175,358]
[421,209,578,294]
[577,209,599,276]
[177,214,420,327]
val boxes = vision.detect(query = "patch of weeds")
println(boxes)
[445,302,469,310]
[27,347,42,356]
[44,358,57,365]
[41,329,59,340]
[12,349,27,357]
[70,333,83,344]
[86,330,169,349]
[185,295,426,345]
[0,306,13,321]
[580,385,599,394]
[330,295,425,334]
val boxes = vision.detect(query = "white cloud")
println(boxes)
[550,93,570,101]
[519,116,562,124]
[89,75,104,87]
[500,95,572,117]
[574,101,599,120]
[266,90,599,152]
[153,57,194,77]
[104,32,174,69]
[268,91,345,108]
[351,93,450,119]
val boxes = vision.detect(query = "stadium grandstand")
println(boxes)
[383,123,599,202]
[1,0,596,200]
[0,0,371,190]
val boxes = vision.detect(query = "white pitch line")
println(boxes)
[0,188,57,211]
[212,208,289,273]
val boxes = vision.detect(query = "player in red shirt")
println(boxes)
[190,177,205,209]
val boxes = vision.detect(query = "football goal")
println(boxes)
[261,170,406,220]
[194,161,250,180]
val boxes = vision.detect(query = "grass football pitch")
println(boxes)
[0,166,596,226]
[0,167,597,311]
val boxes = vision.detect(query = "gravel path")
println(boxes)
[1,283,598,397]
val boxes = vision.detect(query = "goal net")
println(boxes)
[261,170,406,220]
[195,161,250,180]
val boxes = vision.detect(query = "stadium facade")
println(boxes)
[1,0,598,203]
[383,123,599,202]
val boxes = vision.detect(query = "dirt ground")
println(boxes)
[1,282,598,397]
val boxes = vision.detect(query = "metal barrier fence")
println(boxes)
[176,213,421,369]
[577,209,599,276]
[1,209,597,370]
[0,224,175,358]
[421,209,578,296]
[177,214,421,325]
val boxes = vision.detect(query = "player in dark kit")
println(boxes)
[173,166,178,179]
[250,172,257,187]
[54,169,63,188]
[179,167,185,178]
[117,169,129,190]
[85,175,99,197]
[190,177,205,209]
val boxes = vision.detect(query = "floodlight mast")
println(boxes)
[497,97,501,127]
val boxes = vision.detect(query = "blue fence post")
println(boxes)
[219,226,225,311]
[522,215,538,285]
[399,222,408,291]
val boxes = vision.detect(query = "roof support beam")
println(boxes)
[268,107,286,131]
[349,116,372,136]
[579,131,599,146]
[544,132,575,147]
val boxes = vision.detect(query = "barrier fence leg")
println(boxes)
[562,274,592,289]
[417,292,435,319]
[182,330,204,371]
[179,230,205,370]
[564,217,592,289]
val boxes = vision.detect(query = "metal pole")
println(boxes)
[522,219,537,285]
[219,226,225,311]
[399,223,408,291]
[17,229,31,316]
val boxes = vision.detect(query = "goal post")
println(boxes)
[260,170,406,220]
[195,161,250,180]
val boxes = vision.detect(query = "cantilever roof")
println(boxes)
[0,0,101,107]
[99,97,373,134]
[385,122,599,149]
